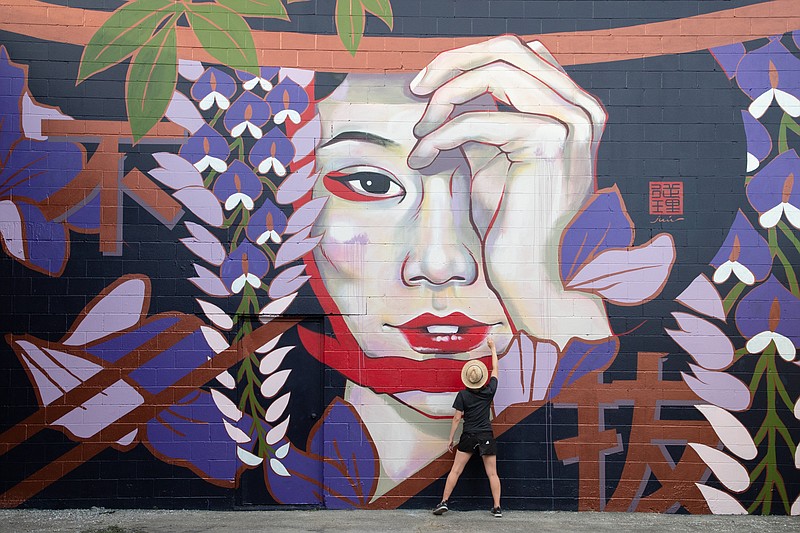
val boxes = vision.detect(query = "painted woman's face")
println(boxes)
[311,74,514,366]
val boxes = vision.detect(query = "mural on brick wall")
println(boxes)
[1,0,799,514]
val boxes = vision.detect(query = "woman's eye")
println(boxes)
[323,171,405,202]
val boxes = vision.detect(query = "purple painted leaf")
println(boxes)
[274,225,322,267]
[21,93,71,141]
[182,221,226,266]
[676,274,726,321]
[709,42,745,79]
[276,161,317,205]
[165,91,204,134]
[291,115,320,163]
[189,264,231,297]
[494,333,558,415]
[174,186,224,227]
[144,390,253,485]
[129,328,217,395]
[559,186,634,284]
[17,202,69,276]
[85,315,181,364]
[549,336,619,398]
[681,365,751,411]
[269,265,309,299]
[65,190,101,231]
[666,312,734,370]
[263,441,324,505]
[0,46,25,162]
[2,139,84,203]
[151,152,204,189]
[52,379,144,439]
[62,276,149,346]
[565,233,675,305]
[284,197,327,235]
[310,398,378,508]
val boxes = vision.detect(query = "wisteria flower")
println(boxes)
[221,242,270,293]
[735,37,800,118]
[710,210,771,285]
[742,111,772,172]
[238,67,279,92]
[247,199,288,244]
[266,77,310,125]
[191,67,237,111]
[223,92,271,139]
[250,128,295,176]
[746,149,800,228]
[736,275,800,361]
[213,161,263,211]
[180,125,230,173]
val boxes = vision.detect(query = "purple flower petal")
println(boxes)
[223,91,271,134]
[746,149,800,214]
[276,161,316,204]
[181,221,226,266]
[274,225,321,267]
[0,139,84,202]
[735,275,800,344]
[666,312,734,370]
[494,334,558,415]
[269,265,309,299]
[742,111,772,170]
[736,38,800,101]
[150,152,203,190]
[220,242,270,291]
[247,198,288,244]
[174,186,224,227]
[709,42,746,80]
[17,202,68,276]
[189,264,231,297]
[549,336,619,398]
[191,67,236,103]
[250,128,295,172]
[681,365,751,411]
[709,210,771,282]
[213,160,262,208]
[676,274,725,321]
[284,196,326,235]
[237,67,279,90]
[565,233,675,305]
[560,186,634,284]
[179,125,230,166]
[291,115,320,163]
[0,46,25,162]
[266,77,309,123]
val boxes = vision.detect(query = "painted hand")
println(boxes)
[409,36,611,349]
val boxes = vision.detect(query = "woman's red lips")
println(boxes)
[391,312,492,354]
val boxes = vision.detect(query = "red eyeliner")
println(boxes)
[323,172,386,202]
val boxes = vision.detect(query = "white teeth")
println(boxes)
[427,325,459,334]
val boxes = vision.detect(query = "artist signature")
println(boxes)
[650,215,685,223]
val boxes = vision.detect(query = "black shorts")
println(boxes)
[457,432,497,456]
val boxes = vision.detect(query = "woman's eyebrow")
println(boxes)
[318,131,397,148]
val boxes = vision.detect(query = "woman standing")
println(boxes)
[434,337,501,517]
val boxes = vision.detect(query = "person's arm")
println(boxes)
[488,337,498,382]
[447,410,463,452]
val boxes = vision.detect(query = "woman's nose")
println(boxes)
[401,172,478,287]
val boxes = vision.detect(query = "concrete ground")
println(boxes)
[0,509,797,533]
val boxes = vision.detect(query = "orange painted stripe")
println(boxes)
[1,0,798,71]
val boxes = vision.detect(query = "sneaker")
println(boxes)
[433,501,449,515]
[491,506,502,518]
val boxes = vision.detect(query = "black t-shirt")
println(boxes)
[452,376,497,435]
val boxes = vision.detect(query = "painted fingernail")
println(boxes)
[410,67,427,92]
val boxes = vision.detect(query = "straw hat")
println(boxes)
[461,360,489,389]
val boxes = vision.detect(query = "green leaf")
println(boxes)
[361,0,393,30]
[335,0,365,56]
[185,2,259,75]
[126,22,177,143]
[217,0,289,20]
[78,0,175,82]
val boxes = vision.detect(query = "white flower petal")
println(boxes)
[746,331,776,354]
[241,195,255,211]
[199,93,216,111]
[237,446,263,466]
[232,275,247,294]
[748,89,774,119]
[197,299,233,330]
[230,122,247,138]
[245,273,262,289]
[266,392,291,423]
[688,443,750,492]
[695,483,748,514]
[791,493,800,515]
[266,416,290,445]
[260,346,293,375]
[746,152,759,173]
[223,419,252,443]
[255,333,284,354]
[276,442,290,459]
[201,325,229,354]
[243,77,259,91]
[712,262,734,284]
[216,370,235,389]
[772,332,797,361]
[794,396,800,420]
[783,202,800,229]
[695,404,757,460]
[261,369,291,398]
[194,156,211,172]
[211,389,242,421]
[0,200,25,260]
[209,157,228,173]
[270,231,282,244]
[259,78,273,91]
[215,93,230,110]
[247,122,263,139]
[730,262,755,285]
[759,204,784,228]
[270,458,290,477]
[273,159,287,177]
[774,89,800,118]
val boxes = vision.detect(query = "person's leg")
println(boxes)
[441,450,472,502]
[481,454,501,509]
